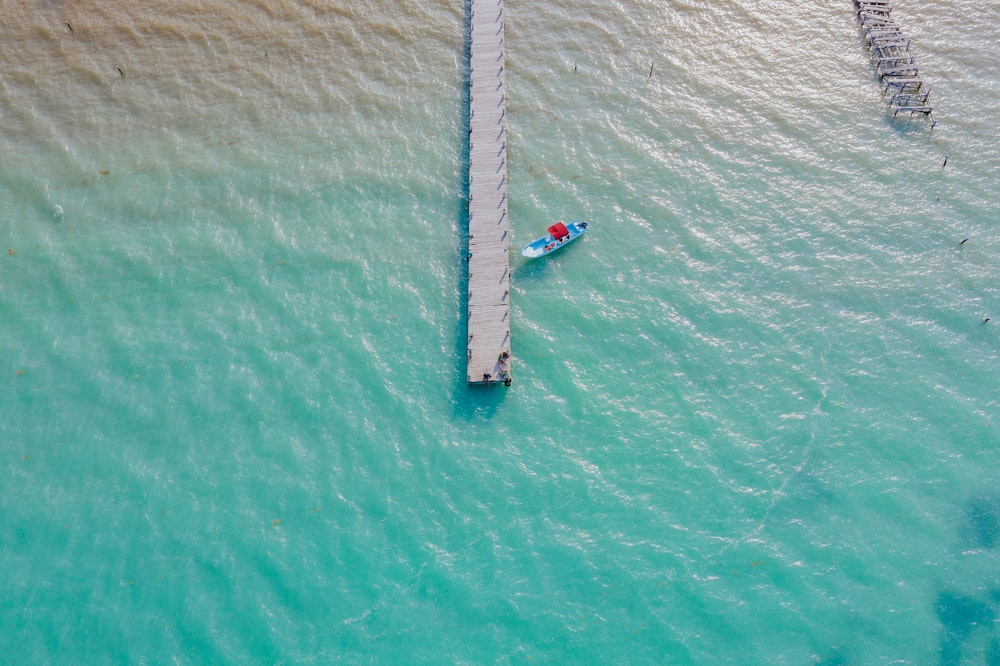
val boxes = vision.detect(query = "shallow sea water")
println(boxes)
[2,0,999,663]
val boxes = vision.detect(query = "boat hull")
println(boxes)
[521,221,588,259]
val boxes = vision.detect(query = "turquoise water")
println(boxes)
[2,0,999,663]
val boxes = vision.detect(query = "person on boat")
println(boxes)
[483,373,491,382]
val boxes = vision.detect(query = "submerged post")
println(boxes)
[466,0,511,386]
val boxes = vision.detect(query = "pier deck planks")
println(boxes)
[466,0,512,385]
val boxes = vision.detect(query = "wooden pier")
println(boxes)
[466,0,512,386]
[854,0,934,123]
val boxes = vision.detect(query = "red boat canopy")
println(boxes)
[547,222,569,240]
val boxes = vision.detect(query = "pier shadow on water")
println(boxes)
[449,200,509,421]
[881,108,939,140]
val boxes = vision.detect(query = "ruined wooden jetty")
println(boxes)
[854,0,934,123]
[466,0,512,386]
